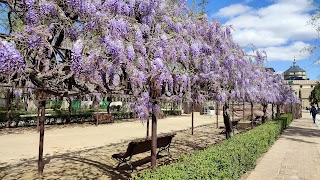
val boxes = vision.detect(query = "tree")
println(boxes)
[306,0,320,71]
[309,82,320,107]
[198,0,208,15]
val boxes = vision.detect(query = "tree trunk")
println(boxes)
[91,99,99,109]
[276,104,280,117]
[151,109,157,169]
[292,103,295,118]
[37,95,41,132]
[66,98,72,124]
[23,91,28,111]
[107,97,112,114]
[242,100,245,121]
[146,119,149,138]
[262,103,268,124]
[231,101,234,121]
[272,104,274,119]
[250,102,253,129]
[38,99,46,177]
[216,101,219,128]
[223,102,233,139]
[5,89,12,128]
[191,103,194,135]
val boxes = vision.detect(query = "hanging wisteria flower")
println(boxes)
[27,9,39,26]
[126,44,135,61]
[65,28,79,41]
[0,41,25,76]
[67,0,83,11]
[26,0,36,7]
[39,1,58,17]
[70,40,97,79]
[112,74,121,86]
[190,42,201,59]
[13,89,23,97]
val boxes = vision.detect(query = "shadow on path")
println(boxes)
[0,122,252,179]
[283,125,320,137]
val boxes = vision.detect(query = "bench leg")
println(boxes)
[157,144,171,157]
[114,156,133,171]
[126,160,133,172]
[233,124,238,133]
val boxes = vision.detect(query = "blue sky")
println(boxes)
[188,0,320,80]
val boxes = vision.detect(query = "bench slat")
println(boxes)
[92,113,113,125]
[112,133,176,170]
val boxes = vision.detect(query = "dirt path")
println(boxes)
[1,113,249,179]
[0,113,219,164]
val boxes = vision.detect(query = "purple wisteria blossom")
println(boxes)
[0,0,298,122]
[0,41,25,76]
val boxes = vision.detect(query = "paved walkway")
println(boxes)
[247,112,320,180]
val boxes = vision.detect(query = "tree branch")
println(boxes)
[0,33,9,38]
[8,10,13,34]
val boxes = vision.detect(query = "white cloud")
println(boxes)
[215,4,252,18]
[219,0,318,51]
[315,60,320,65]
[233,29,287,47]
[251,41,311,61]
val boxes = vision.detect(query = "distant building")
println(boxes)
[286,80,319,108]
[284,58,308,80]
[284,58,318,108]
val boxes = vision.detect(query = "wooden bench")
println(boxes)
[112,133,176,170]
[232,120,239,129]
[92,113,113,125]
[250,116,261,124]
[231,120,240,134]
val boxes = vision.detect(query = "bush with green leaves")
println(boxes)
[133,114,293,180]
[163,110,182,116]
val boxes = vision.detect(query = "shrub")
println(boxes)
[163,110,182,116]
[133,114,293,180]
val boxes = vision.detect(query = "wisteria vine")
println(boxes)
[0,0,299,122]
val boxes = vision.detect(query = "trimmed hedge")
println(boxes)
[163,110,182,116]
[133,114,293,180]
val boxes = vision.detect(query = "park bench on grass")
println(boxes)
[112,132,176,171]
[92,112,113,125]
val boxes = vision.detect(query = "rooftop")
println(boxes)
[284,59,305,73]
